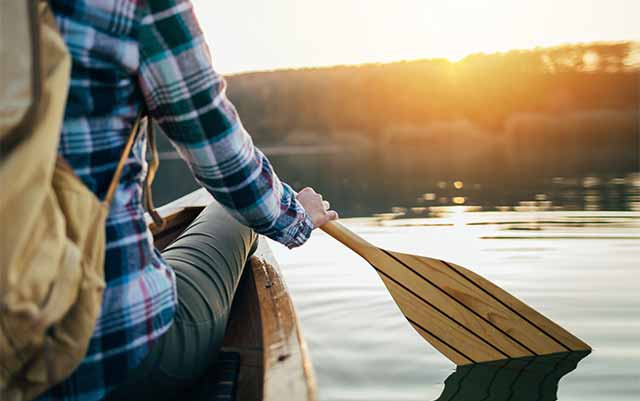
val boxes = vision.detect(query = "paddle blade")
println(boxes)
[319,221,590,366]
[370,250,591,366]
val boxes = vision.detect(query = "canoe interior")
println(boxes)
[150,189,316,401]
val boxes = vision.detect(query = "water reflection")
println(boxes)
[434,351,590,401]
[152,148,640,217]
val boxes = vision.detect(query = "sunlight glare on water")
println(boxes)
[270,211,640,401]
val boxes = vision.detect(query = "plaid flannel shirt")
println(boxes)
[42,1,313,400]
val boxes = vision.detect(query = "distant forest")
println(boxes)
[224,42,639,176]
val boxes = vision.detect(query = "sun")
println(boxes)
[193,0,639,74]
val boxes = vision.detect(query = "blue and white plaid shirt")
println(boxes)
[42,1,313,400]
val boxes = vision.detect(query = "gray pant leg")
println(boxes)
[103,202,257,401]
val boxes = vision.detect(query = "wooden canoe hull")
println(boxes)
[150,189,316,401]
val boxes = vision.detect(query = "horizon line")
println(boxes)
[224,39,639,76]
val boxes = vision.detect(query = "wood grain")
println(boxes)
[149,188,212,250]
[380,276,507,363]
[377,251,535,359]
[390,252,568,355]
[448,261,590,352]
[409,323,473,366]
[151,189,316,401]
[321,220,591,366]
[251,240,317,401]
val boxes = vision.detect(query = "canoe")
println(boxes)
[148,188,317,401]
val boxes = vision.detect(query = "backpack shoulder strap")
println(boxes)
[143,121,165,228]
[103,110,143,206]
[0,0,43,158]
[102,111,165,227]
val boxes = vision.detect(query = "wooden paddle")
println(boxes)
[320,221,591,366]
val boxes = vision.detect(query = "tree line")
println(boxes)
[224,42,638,176]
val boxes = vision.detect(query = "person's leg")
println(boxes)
[103,202,257,401]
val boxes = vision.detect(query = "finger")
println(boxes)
[326,210,339,221]
[322,200,330,210]
[316,211,334,228]
[298,187,314,196]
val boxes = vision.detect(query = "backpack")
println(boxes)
[0,2,143,400]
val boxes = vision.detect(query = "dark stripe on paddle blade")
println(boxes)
[406,318,476,365]
[382,250,540,356]
[442,261,573,352]
[367,260,511,360]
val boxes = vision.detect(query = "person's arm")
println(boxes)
[137,0,333,247]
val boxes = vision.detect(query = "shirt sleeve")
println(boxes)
[136,0,313,248]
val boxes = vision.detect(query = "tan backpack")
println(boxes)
[0,1,143,400]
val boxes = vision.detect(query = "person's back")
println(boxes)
[44,2,176,398]
[41,1,335,400]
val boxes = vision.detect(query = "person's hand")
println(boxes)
[296,187,339,228]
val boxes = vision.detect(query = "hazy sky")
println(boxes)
[191,0,639,74]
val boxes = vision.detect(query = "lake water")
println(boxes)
[152,146,639,400]
[269,211,640,401]
[152,149,640,215]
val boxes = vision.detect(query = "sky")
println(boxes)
[191,0,640,74]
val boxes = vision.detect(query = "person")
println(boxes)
[41,1,338,400]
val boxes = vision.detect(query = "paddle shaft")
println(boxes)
[320,221,376,259]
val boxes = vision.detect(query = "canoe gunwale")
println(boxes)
[149,188,317,401]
